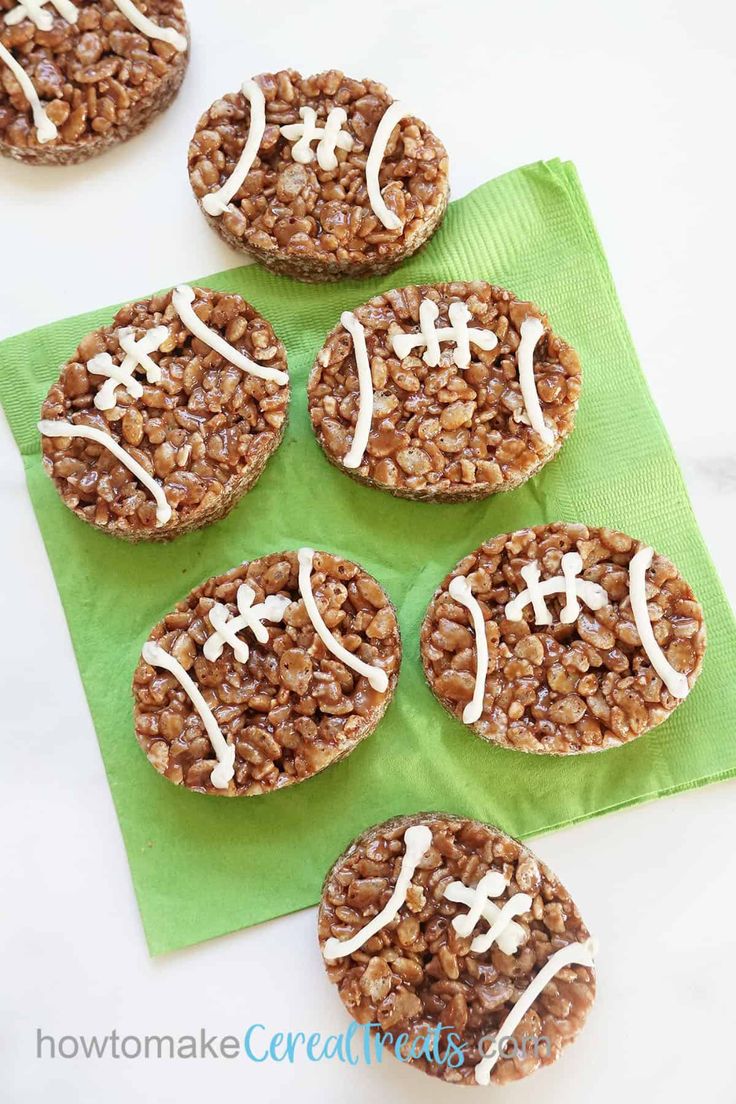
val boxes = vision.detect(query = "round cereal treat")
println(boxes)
[318,812,597,1086]
[133,548,401,795]
[187,70,449,282]
[39,284,289,541]
[0,0,189,165]
[421,523,706,753]
[308,282,580,501]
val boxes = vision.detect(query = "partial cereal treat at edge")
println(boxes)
[308,282,580,501]
[421,523,706,753]
[187,69,449,282]
[39,286,289,542]
[0,0,189,165]
[132,550,402,795]
[318,812,596,1086]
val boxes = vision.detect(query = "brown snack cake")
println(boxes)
[39,285,289,541]
[308,282,580,501]
[421,523,706,752]
[318,812,596,1085]
[0,0,189,164]
[188,69,448,282]
[133,549,401,794]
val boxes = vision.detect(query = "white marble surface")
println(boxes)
[1,1,734,1101]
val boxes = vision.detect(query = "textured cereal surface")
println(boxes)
[188,69,449,281]
[308,282,580,500]
[133,551,401,794]
[421,523,706,752]
[39,287,289,540]
[0,0,188,163]
[318,812,596,1085]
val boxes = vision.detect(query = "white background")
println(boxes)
[1,1,735,1101]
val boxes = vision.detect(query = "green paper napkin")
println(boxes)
[2,160,734,956]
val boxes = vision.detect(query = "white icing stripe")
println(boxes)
[0,41,57,143]
[202,79,266,217]
[517,316,555,446]
[391,299,498,370]
[297,548,389,694]
[89,325,169,411]
[561,551,582,622]
[469,892,532,954]
[203,584,290,664]
[474,937,597,1085]
[443,880,525,957]
[505,553,608,626]
[38,419,172,527]
[340,312,373,469]
[323,825,432,961]
[280,106,353,171]
[4,0,78,29]
[172,285,288,386]
[448,576,488,724]
[365,100,407,231]
[517,562,549,625]
[629,547,690,698]
[110,0,187,52]
[141,642,235,790]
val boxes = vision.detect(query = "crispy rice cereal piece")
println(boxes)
[39,286,289,541]
[187,69,449,282]
[132,551,401,795]
[0,0,189,165]
[421,523,706,753]
[308,283,581,501]
[318,812,596,1086]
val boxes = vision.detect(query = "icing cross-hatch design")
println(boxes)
[280,106,354,170]
[504,552,609,626]
[391,298,498,370]
[204,585,291,665]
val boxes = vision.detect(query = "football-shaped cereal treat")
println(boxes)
[308,282,580,500]
[421,523,706,752]
[319,812,597,1085]
[188,70,449,282]
[39,285,289,541]
[133,549,401,794]
[0,0,189,164]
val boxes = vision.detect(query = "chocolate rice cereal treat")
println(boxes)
[421,523,706,753]
[133,549,401,795]
[187,70,449,282]
[319,812,596,1086]
[0,0,189,165]
[308,282,580,501]
[39,284,289,541]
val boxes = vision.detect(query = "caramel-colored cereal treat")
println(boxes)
[39,285,289,541]
[133,549,401,794]
[188,70,449,282]
[0,0,189,164]
[308,283,580,500]
[421,523,706,752]
[319,812,596,1085]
